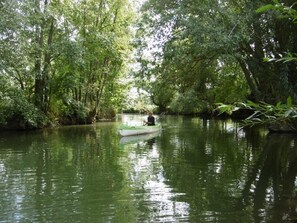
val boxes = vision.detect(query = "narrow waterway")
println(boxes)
[0,114,296,223]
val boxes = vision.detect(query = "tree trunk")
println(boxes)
[34,0,44,110]
[237,58,261,101]
[43,17,55,113]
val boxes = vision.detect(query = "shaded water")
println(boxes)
[0,114,296,223]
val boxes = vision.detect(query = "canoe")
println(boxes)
[119,131,160,144]
[118,123,161,136]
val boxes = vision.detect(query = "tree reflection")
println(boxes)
[159,117,296,223]
[0,124,128,222]
[1,117,296,222]
[119,134,190,222]
[241,133,297,223]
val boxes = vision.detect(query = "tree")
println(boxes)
[0,0,135,129]
[135,0,297,114]
[54,0,134,122]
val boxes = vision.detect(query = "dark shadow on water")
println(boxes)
[146,137,156,149]
[240,132,297,223]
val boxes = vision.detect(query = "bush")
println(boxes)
[0,89,48,129]
[57,98,89,124]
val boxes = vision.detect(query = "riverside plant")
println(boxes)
[216,97,297,132]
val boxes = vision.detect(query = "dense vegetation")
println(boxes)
[134,0,297,115]
[1,0,296,129]
[0,0,135,129]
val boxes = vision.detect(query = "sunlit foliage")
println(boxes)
[134,0,297,114]
[0,0,135,128]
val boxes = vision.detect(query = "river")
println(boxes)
[0,114,296,223]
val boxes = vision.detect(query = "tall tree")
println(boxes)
[0,0,135,128]
[33,0,58,112]
[136,0,297,113]
[60,0,134,121]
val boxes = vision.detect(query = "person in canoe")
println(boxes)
[144,112,155,126]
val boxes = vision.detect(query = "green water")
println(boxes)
[0,114,296,223]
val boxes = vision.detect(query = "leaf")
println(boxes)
[266,115,277,120]
[232,106,240,112]
[284,109,292,117]
[251,118,262,122]
[246,100,260,108]
[276,101,282,108]
[246,110,260,120]
[256,4,274,13]
[216,104,232,114]
[286,96,292,107]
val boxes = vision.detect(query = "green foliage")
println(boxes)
[209,57,250,104]
[216,103,240,116]
[135,0,248,112]
[0,87,48,128]
[169,90,206,115]
[150,80,175,112]
[0,0,135,128]
[136,0,297,112]
[256,0,297,23]
[241,98,297,127]
[216,97,297,131]
[259,2,297,65]
[0,74,47,129]
[58,98,89,123]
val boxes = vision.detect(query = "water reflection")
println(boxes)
[0,115,296,222]
[120,134,190,222]
[240,133,297,223]
[158,116,296,223]
[0,124,125,222]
